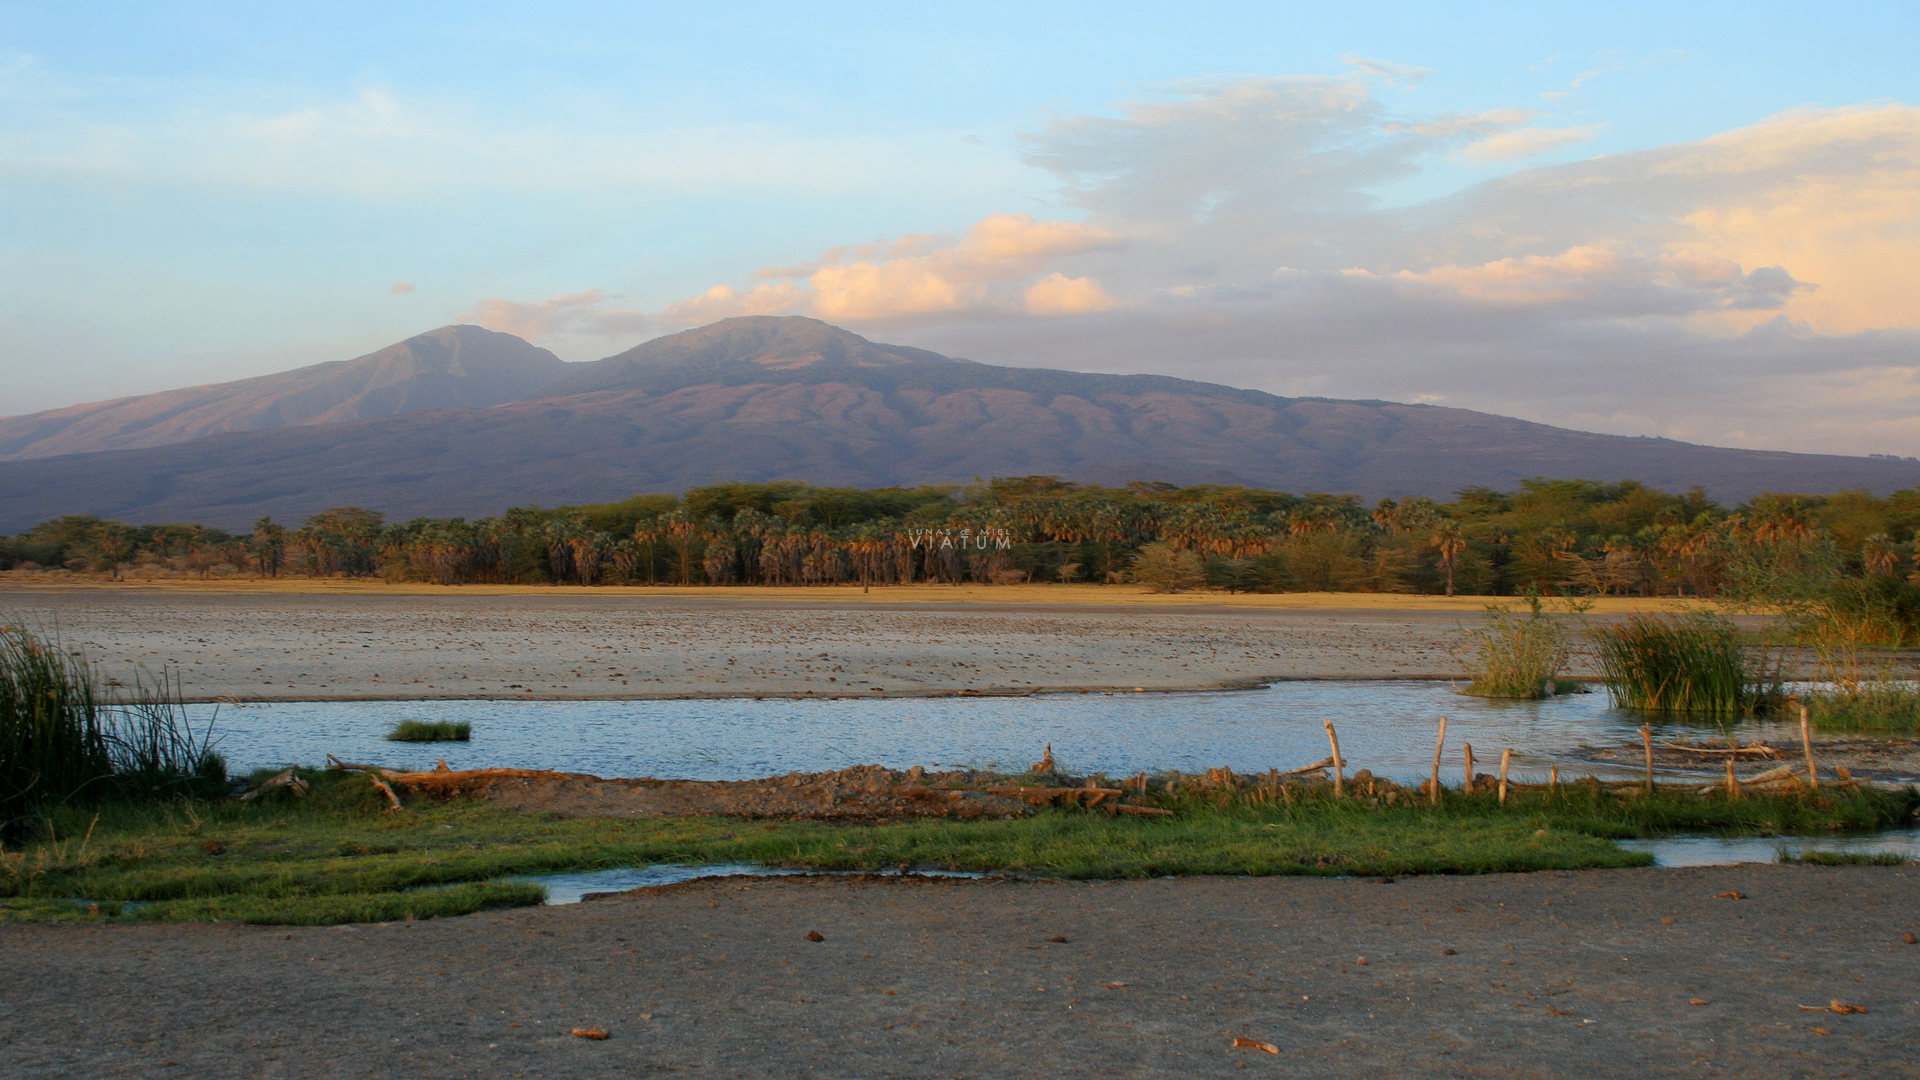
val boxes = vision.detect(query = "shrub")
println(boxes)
[1129,543,1206,593]
[1463,604,1571,699]
[1591,613,1777,716]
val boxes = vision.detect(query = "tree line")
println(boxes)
[7,477,1920,601]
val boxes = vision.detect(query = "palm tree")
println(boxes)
[1430,522,1466,597]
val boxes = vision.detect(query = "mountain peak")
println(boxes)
[0,325,564,461]
[537,316,957,396]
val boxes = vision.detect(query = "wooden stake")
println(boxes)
[1799,704,1820,790]
[1429,717,1448,804]
[1462,743,1475,795]
[1725,756,1739,800]
[1497,749,1512,805]
[1324,720,1344,797]
[1549,765,1559,793]
[1640,725,1654,794]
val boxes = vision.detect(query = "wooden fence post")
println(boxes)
[1799,704,1820,790]
[1498,749,1512,805]
[1429,717,1448,805]
[1640,725,1654,794]
[1324,720,1344,798]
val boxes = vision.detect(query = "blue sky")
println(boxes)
[3,2,1917,453]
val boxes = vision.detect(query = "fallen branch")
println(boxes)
[1658,742,1780,759]
[1283,757,1335,776]
[238,768,309,801]
[325,754,401,779]
[324,754,405,811]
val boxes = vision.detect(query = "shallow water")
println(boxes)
[210,680,1812,783]
[1622,831,1920,867]
[509,834,1920,902]
[508,864,982,905]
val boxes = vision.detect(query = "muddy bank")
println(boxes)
[388,763,1041,822]
[3,866,1915,1078]
[0,585,1488,700]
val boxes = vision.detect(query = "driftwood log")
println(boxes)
[239,767,309,801]
[1659,741,1780,759]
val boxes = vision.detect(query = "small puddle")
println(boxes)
[507,864,983,904]
[1620,830,1920,867]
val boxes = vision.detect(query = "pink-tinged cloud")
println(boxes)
[390,281,415,294]
[1023,273,1118,315]
[461,289,652,340]
[1460,125,1595,161]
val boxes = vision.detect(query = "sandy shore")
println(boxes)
[0,582,1651,701]
[4,866,1914,1079]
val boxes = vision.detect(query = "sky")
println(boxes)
[3,1,1918,456]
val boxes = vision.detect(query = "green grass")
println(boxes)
[1,770,1911,925]
[1777,850,1910,867]
[1463,606,1570,700]
[385,720,471,743]
[1801,681,1920,733]
[1592,613,1780,716]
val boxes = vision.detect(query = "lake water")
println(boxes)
[209,680,1820,784]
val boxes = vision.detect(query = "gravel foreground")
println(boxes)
[3,866,1915,1079]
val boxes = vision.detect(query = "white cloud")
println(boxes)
[466,75,1920,456]
[0,81,1021,202]
[1460,125,1596,161]
[1339,55,1430,86]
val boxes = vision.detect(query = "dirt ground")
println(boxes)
[2,866,1914,1079]
[397,763,1044,822]
[0,583,1501,700]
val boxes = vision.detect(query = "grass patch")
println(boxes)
[1777,850,1910,867]
[1592,613,1780,717]
[385,720,471,743]
[1801,681,1920,733]
[1,770,1912,925]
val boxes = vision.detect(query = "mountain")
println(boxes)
[0,325,566,461]
[1,316,1916,531]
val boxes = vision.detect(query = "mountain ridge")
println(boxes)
[0,316,1915,531]
[0,325,566,461]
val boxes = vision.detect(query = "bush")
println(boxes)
[1,625,223,838]
[1463,604,1571,699]
[1129,543,1206,593]
[1591,613,1778,717]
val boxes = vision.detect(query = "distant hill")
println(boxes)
[0,316,1915,531]
[0,325,565,460]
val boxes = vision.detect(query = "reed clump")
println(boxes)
[1,624,224,838]
[1463,604,1571,699]
[385,720,471,743]
[1800,680,1920,733]
[1592,613,1779,716]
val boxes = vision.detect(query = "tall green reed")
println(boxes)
[1,624,223,838]
[1591,613,1778,717]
